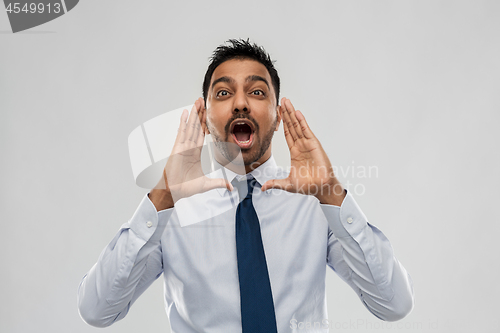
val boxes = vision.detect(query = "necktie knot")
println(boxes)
[233,176,258,201]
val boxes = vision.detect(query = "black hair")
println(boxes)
[202,39,280,105]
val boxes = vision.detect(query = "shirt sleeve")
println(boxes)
[321,190,414,322]
[77,194,173,327]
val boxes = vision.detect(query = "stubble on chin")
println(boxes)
[207,115,277,167]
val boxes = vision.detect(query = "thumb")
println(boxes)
[261,178,292,192]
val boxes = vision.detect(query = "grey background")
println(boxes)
[1,1,499,332]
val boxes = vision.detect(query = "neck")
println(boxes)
[213,148,272,175]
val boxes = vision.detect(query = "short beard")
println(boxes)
[208,115,277,166]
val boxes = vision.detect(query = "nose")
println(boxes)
[233,90,249,113]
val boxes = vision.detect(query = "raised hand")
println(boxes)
[261,98,346,206]
[149,98,233,211]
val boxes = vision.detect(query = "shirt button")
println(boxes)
[146,221,153,228]
[347,217,353,224]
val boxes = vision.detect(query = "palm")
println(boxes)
[262,98,342,202]
[288,135,333,194]
[162,98,232,203]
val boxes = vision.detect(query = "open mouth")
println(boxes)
[230,119,255,149]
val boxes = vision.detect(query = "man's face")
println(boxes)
[205,58,280,169]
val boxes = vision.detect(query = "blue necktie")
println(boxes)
[234,176,278,333]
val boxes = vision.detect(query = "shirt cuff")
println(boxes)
[126,193,173,242]
[320,189,369,238]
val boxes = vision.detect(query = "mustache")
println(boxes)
[224,113,259,134]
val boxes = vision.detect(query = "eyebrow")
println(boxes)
[246,75,270,89]
[211,76,234,90]
[211,75,270,91]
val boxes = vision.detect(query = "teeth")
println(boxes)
[234,121,252,130]
[237,140,250,144]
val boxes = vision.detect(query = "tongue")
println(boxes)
[235,131,250,142]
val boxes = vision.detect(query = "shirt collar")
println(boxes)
[210,155,282,196]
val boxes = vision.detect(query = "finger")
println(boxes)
[261,178,293,192]
[281,111,295,149]
[199,98,207,132]
[192,99,204,143]
[192,99,205,143]
[281,102,299,141]
[196,108,206,147]
[184,102,197,142]
[175,109,189,144]
[294,110,315,140]
[196,99,206,146]
[186,100,202,143]
[284,98,304,139]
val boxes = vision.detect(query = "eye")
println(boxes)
[216,90,229,98]
[251,90,265,96]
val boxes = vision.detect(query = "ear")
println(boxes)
[274,104,282,131]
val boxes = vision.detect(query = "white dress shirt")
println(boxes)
[78,155,414,332]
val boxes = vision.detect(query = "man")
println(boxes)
[78,39,414,332]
